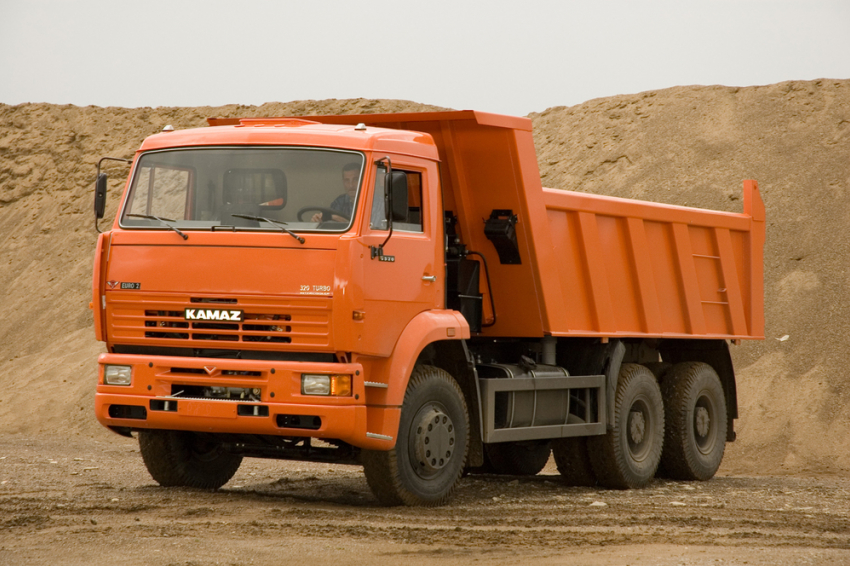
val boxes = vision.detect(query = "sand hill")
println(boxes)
[1,81,848,475]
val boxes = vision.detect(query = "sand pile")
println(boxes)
[1,81,848,475]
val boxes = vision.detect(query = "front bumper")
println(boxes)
[94,353,398,450]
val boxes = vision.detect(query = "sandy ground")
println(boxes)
[1,432,849,566]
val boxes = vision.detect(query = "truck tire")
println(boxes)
[643,362,672,384]
[485,441,551,476]
[138,430,242,489]
[552,415,597,486]
[588,363,664,489]
[361,365,469,506]
[553,436,597,486]
[659,362,727,481]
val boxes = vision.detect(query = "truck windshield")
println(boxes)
[120,147,364,232]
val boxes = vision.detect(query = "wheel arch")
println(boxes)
[366,309,482,467]
[373,310,470,404]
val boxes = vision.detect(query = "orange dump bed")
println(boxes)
[541,183,765,339]
[214,111,765,341]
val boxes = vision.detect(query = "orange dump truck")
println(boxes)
[91,111,764,506]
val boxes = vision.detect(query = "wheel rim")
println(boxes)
[694,391,718,455]
[409,404,456,480]
[626,397,653,462]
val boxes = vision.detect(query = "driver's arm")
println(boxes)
[312,211,347,223]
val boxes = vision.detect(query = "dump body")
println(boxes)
[542,184,764,338]
[294,111,765,341]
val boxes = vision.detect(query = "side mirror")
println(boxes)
[389,171,408,222]
[371,157,398,259]
[94,173,107,219]
[94,156,132,233]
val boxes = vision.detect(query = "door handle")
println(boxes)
[422,275,437,282]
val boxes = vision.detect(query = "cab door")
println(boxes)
[357,159,443,357]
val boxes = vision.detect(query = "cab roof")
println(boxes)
[138,119,440,160]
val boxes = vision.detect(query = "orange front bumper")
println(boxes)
[94,353,399,450]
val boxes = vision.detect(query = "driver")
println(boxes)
[311,162,361,222]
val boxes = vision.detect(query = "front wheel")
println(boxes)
[138,431,242,489]
[588,363,664,489]
[361,365,469,506]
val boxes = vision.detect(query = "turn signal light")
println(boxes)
[330,375,351,396]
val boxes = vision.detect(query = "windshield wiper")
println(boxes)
[231,214,305,244]
[128,214,188,240]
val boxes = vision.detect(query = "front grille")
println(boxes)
[109,294,331,349]
[169,368,262,377]
[190,297,237,304]
[143,310,290,342]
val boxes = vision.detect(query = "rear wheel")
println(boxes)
[659,362,727,481]
[362,365,469,506]
[485,441,551,476]
[553,415,597,486]
[643,362,672,384]
[553,436,597,486]
[588,364,664,489]
[138,430,242,489]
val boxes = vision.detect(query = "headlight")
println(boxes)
[104,365,133,386]
[301,374,351,396]
[302,374,329,395]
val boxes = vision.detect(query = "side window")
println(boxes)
[369,168,423,233]
[128,166,191,220]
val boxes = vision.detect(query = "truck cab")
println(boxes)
[94,115,460,443]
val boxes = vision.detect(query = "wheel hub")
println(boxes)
[412,407,455,475]
[695,406,710,438]
[629,410,646,445]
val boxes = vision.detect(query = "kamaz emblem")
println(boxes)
[184,308,243,322]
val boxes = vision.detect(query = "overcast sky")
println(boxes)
[2,0,849,116]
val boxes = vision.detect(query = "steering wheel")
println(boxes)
[297,206,350,222]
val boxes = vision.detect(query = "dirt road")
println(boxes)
[1,434,848,566]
